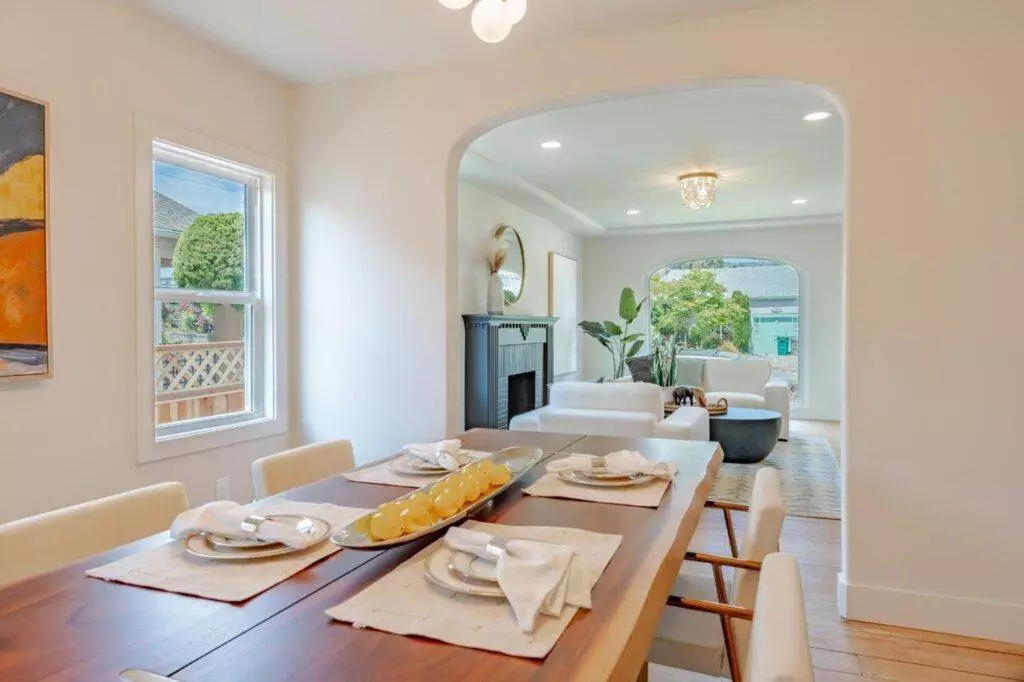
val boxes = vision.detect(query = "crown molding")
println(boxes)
[594,213,843,237]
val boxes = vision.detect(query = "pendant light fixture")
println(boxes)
[440,0,528,43]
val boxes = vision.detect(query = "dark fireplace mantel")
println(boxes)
[463,314,557,430]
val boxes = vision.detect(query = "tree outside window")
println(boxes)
[650,258,800,404]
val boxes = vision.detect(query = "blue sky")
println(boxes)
[154,161,245,215]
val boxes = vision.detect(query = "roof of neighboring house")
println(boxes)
[154,191,198,234]
[662,264,799,299]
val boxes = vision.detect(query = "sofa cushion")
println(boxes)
[536,407,656,438]
[508,409,540,431]
[674,356,706,387]
[548,381,662,420]
[625,355,654,383]
[703,357,771,395]
[705,391,766,409]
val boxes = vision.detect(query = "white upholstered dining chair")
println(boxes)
[649,467,785,679]
[251,439,356,499]
[0,482,188,589]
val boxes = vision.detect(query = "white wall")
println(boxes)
[0,0,292,522]
[581,220,842,421]
[293,0,1024,643]
[454,182,582,432]
[458,182,581,322]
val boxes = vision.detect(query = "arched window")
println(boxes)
[649,258,800,405]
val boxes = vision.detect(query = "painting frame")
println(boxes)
[0,85,52,380]
[548,251,579,376]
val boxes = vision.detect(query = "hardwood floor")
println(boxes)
[652,420,1024,681]
[790,418,843,460]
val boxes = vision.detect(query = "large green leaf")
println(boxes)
[579,321,608,340]
[623,333,644,342]
[603,320,623,336]
[625,338,644,358]
[619,288,639,323]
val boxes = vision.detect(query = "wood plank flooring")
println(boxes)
[652,421,1024,682]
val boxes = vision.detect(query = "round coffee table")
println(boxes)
[709,407,782,463]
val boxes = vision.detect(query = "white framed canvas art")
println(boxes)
[548,252,579,375]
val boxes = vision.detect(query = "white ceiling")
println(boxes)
[123,0,799,82]
[463,83,844,231]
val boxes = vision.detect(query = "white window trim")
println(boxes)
[135,115,288,463]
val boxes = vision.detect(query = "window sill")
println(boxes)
[138,414,287,464]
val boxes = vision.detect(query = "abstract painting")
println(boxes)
[0,90,49,378]
[548,252,579,376]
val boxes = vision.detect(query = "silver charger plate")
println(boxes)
[574,466,636,481]
[557,469,656,487]
[424,546,504,599]
[185,515,331,561]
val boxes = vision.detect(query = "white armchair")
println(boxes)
[509,381,709,441]
[700,357,790,440]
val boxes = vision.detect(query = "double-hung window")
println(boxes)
[137,123,285,462]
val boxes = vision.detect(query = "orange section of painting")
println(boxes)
[0,155,45,221]
[0,229,48,346]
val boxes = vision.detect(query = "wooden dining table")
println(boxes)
[0,429,722,682]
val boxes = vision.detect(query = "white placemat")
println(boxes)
[326,521,622,658]
[86,501,370,602]
[523,471,671,508]
[343,450,491,488]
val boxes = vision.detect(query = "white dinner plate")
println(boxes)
[449,550,498,583]
[388,454,456,476]
[424,546,504,599]
[184,515,331,561]
[557,469,656,487]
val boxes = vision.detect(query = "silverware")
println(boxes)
[239,514,267,535]
[483,536,509,560]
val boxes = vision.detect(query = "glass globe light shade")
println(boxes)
[471,0,513,43]
[505,0,527,25]
[438,0,474,9]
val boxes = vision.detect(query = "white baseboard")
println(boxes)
[838,573,1024,645]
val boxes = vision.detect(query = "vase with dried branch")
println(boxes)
[486,232,509,315]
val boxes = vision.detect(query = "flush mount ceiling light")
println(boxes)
[540,140,562,149]
[803,111,832,121]
[441,0,527,43]
[626,209,641,216]
[792,198,808,205]
[678,172,719,210]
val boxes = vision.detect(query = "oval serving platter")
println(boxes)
[331,445,544,550]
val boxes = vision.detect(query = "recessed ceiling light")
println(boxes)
[626,209,641,216]
[802,111,831,122]
[792,198,808,205]
[540,140,562,149]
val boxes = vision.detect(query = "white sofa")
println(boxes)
[698,356,790,440]
[509,381,709,441]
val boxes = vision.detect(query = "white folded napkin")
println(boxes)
[444,527,594,632]
[546,450,677,479]
[403,438,463,470]
[169,501,321,549]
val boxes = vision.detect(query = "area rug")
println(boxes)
[709,435,841,519]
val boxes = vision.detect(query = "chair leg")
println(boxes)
[722,508,739,558]
[635,660,649,682]
[721,615,743,682]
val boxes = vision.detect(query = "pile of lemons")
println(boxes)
[364,459,513,541]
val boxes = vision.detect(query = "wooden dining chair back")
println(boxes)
[744,553,814,682]
[0,482,188,589]
[729,467,785,662]
[651,467,784,678]
[251,440,355,499]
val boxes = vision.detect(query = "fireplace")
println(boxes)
[507,371,537,421]
[463,314,557,429]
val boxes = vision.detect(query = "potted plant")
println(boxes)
[579,287,647,380]
[651,334,678,403]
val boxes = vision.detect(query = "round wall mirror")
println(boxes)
[495,225,525,304]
